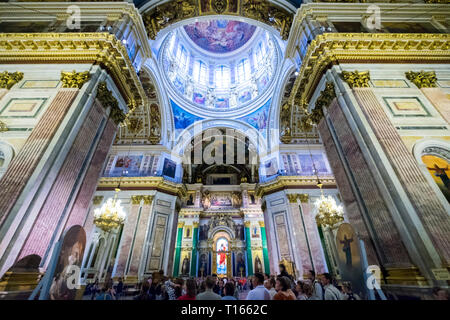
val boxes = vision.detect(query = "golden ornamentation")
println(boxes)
[193,221,199,228]
[384,267,427,286]
[60,70,89,89]
[178,221,185,228]
[288,33,450,113]
[405,71,438,88]
[143,195,154,205]
[148,103,161,144]
[300,82,336,126]
[0,120,8,133]
[342,70,371,88]
[315,195,344,228]
[0,33,146,108]
[96,82,126,125]
[131,195,143,205]
[258,221,265,228]
[94,193,126,232]
[127,117,143,134]
[298,194,309,203]
[0,71,23,89]
[142,0,293,41]
[92,196,104,205]
[286,194,298,203]
[255,175,336,198]
[244,221,251,228]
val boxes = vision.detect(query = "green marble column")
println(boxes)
[245,221,253,276]
[259,221,271,275]
[190,222,199,277]
[172,222,184,277]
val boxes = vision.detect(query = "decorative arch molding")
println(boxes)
[210,228,234,242]
[141,0,294,41]
[170,119,268,158]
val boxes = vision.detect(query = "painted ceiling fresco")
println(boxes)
[183,20,256,54]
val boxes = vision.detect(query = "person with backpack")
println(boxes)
[307,270,324,300]
[321,273,343,300]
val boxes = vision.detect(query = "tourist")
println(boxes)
[246,272,271,300]
[307,270,323,300]
[174,278,184,299]
[218,279,225,296]
[212,273,221,294]
[432,287,449,300]
[115,277,124,300]
[273,276,296,300]
[134,281,152,300]
[321,273,343,300]
[301,282,315,300]
[279,264,290,278]
[90,279,99,300]
[264,278,277,299]
[296,281,308,300]
[96,287,113,300]
[341,281,361,300]
[178,279,197,300]
[165,278,177,300]
[222,282,237,300]
[229,278,240,300]
[196,276,222,300]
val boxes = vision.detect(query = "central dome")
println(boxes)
[183,20,256,54]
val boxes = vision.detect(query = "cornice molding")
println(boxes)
[0,33,147,110]
[289,33,450,107]
[256,175,336,197]
[97,176,187,198]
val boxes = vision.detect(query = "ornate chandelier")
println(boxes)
[314,190,344,228]
[93,189,126,232]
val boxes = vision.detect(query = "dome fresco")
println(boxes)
[183,20,256,54]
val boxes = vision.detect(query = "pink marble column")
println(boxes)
[0,90,78,226]
[300,201,326,274]
[115,201,141,277]
[128,200,153,276]
[289,201,313,275]
[354,88,450,264]
[18,98,105,260]
[64,116,117,230]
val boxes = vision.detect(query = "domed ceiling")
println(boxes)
[183,20,256,54]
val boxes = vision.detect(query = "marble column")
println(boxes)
[172,222,184,277]
[190,222,199,277]
[244,221,253,276]
[259,221,270,275]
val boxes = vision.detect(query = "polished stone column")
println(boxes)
[190,222,199,277]
[244,221,253,276]
[259,221,271,275]
[172,222,184,277]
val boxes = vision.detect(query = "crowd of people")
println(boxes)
[84,264,449,301]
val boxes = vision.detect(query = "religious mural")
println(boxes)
[183,20,256,54]
[422,154,450,202]
[110,155,143,177]
[238,98,270,136]
[198,253,209,277]
[264,157,279,178]
[216,238,228,276]
[171,100,204,129]
[298,154,329,175]
[162,158,177,179]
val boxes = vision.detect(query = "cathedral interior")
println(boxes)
[0,0,449,301]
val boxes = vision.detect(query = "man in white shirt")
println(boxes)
[246,272,271,300]
[307,270,323,300]
[264,278,277,300]
[320,273,343,300]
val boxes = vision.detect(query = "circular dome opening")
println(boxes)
[159,18,280,117]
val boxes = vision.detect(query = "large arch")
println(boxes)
[139,0,296,41]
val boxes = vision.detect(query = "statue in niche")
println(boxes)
[232,192,242,208]
[254,256,263,274]
[202,191,211,210]
[236,253,246,277]
[181,256,190,275]
[340,235,354,267]
[198,253,208,277]
[187,194,194,206]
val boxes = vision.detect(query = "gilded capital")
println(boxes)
[193,221,199,228]
[0,71,23,89]
[143,195,154,205]
[342,70,370,88]
[244,221,251,228]
[131,195,143,205]
[60,70,90,89]
[96,82,126,125]
[258,221,265,228]
[178,222,185,228]
[287,194,298,203]
[92,195,104,205]
[405,71,437,88]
